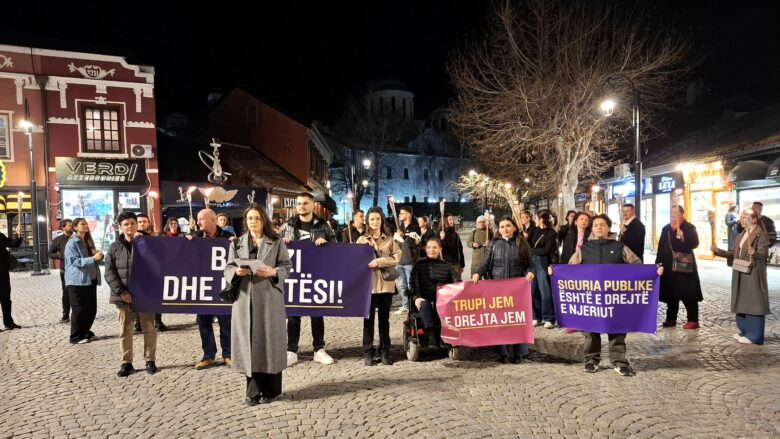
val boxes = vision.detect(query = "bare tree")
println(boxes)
[449,0,690,212]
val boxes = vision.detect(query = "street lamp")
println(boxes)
[601,74,642,221]
[362,159,371,170]
[20,100,43,275]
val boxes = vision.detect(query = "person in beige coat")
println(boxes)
[712,208,771,345]
[356,207,401,366]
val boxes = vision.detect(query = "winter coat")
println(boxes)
[104,235,134,305]
[225,234,291,376]
[440,228,465,269]
[356,233,401,294]
[655,221,703,303]
[397,221,422,266]
[341,224,365,243]
[279,214,336,243]
[0,232,22,290]
[48,232,72,268]
[409,258,461,302]
[467,227,493,275]
[476,236,534,280]
[714,227,770,315]
[569,238,641,265]
[619,218,646,262]
[561,227,591,265]
[528,227,558,268]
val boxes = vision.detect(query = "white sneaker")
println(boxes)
[733,333,742,340]
[532,320,541,327]
[286,351,298,366]
[543,322,555,329]
[394,307,409,315]
[77,338,89,344]
[736,336,753,344]
[313,349,335,365]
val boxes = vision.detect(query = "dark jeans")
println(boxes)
[59,271,70,318]
[531,256,555,323]
[0,277,15,328]
[197,314,231,360]
[498,344,529,357]
[583,332,627,368]
[666,299,699,322]
[287,316,325,352]
[363,293,393,355]
[246,372,283,400]
[68,282,97,343]
[418,299,440,329]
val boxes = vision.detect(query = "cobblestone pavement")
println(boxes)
[1,241,778,438]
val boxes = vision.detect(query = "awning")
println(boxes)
[767,156,780,179]
[728,160,770,182]
[0,193,32,212]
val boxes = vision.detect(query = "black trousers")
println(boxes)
[59,271,70,318]
[68,282,97,343]
[0,271,15,327]
[246,372,283,400]
[363,293,393,355]
[666,299,699,322]
[287,316,325,352]
[584,332,628,368]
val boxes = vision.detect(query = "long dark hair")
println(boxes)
[72,217,96,254]
[243,203,279,239]
[565,210,577,225]
[164,217,180,235]
[536,210,553,229]
[364,207,392,238]
[495,216,533,267]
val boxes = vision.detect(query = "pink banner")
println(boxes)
[436,278,534,347]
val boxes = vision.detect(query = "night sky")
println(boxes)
[3,1,779,123]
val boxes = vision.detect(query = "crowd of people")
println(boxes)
[0,192,774,405]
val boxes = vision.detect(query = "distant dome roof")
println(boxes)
[367,78,410,92]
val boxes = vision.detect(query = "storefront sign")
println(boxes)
[283,197,296,208]
[610,179,652,199]
[56,157,146,187]
[653,173,683,194]
[0,161,6,188]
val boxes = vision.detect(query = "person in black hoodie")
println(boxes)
[529,210,558,328]
[393,206,422,315]
[409,237,460,350]
[104,211,158,377]
[440,214,465,275]
[551,214,663,376]
[49,219,74,323]
[472,216,536,363]
[619,204,646,262]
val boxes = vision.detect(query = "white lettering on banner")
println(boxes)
[212,247,226,271]
[288,249,302,273]
[161,276,216,301]
[286,279,344,305]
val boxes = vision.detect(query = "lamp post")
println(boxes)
[20,101,43,275]
[601,74,642,222]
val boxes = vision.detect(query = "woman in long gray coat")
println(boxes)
[225,204,291,406]
[712,209,771,345]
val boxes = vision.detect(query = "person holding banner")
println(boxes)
[556,214,663,376]
[656,206,703,330]
[410,237,461,350]
[225,204,291,406]
[190,208,235,369]
[341,210,365,243]
[712,209,771,345]
[440,214,465,275]
[529,211,558,329]
[472,216,535,363]
[64,218,104,344]
[357,207,402,366]
[280,192,337,366]
[104,211,158,377]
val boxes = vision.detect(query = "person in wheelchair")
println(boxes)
[409,237,461,350]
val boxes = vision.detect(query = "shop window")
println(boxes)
[81,106,122,153]
[0,113,11,159]
[61,189,117,250]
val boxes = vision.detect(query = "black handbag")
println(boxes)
[668,230,694,273]
[219,241,242,303]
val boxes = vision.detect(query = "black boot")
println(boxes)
[429,328,442,350]
[134,316,142,334]
[154,314,166,331]
[364,354,375,366]
[380,351,393,366]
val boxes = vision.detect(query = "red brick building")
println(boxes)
[0,43,159,261]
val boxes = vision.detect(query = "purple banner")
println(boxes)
[551,264,660,334]
[129,237,375,317]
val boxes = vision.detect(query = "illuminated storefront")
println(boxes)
[680,161,734,259]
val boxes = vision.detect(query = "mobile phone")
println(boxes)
[240,265,251,269]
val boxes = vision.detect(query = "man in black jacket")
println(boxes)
[619,204,646,262]
[393,206,422,315]
[280,192,337,366]
[49,219,73,323]
[104,211,158,377]
[190,208,235,370]
[0,225,23,331]
[341,210,365,243]
[752,202,777,244]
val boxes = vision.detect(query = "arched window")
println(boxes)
[386,166,392,179]
[404,168,409,180]
[423,169,429,180]
[438,170,444,181]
